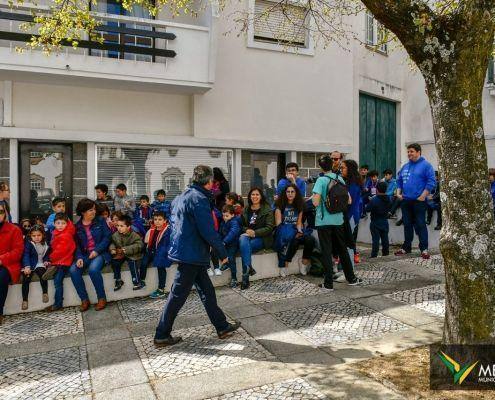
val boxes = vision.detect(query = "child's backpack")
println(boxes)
[309,250,325,277]
[322,176,348,214]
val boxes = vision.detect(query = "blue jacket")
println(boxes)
[219,217,241,247]
[75,216,112,263]
[397,157,436,200]
[134,206,153,227]
[276,177,307,197]
[22,240,50,268]
[491,181,495,205]
[145,226,173,269]
[346,182,362,225]
[46,213,56,233]
[365,194,391,229]
[168,185,227,265]
[273,223,297,252]
[151,200,171,219]
[384,177,397,197]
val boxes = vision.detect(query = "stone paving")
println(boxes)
[0,254,446,399]
[400,254,445,274]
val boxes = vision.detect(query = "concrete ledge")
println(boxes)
[4,250,303,315]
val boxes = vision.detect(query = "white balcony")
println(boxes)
[0,3,217,93]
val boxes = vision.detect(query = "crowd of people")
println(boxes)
[0,146,494,335]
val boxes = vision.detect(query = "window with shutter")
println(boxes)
[253,0,308,47]
[365,11,388,54]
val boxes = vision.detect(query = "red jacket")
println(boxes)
[50,220,76,266]
[0,222,24,283]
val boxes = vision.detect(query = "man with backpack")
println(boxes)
[312,155,362,290]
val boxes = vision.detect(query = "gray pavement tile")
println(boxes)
[82,302,125,330]
[0,346,91,400]
[279,349,343,375]
[384,284,445,317]
[399,254,444,274]
[205,377,327,399]
[87,338,149,393]
[353,263,416,286]
[134,324,275,381]
[274,299,410,346]
[85,324,131,344]
[0,307,83,345]
[223,303,268,319]
[94,383,156,400]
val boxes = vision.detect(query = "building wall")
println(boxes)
[0,138,9,186]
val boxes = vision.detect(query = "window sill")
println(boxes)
[247,38,315,56]
[365,44,388,56]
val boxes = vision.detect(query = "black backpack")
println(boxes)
[322,175,348,215]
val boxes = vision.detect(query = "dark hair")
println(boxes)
[153,211,166,219]
[52,197,66,207]
[376,181,388,194]
[54,212,69,222]
[222,204,235,215]
[115,183,127,191]
[192,165,213,186]
[342,160,361,186]
[29,225,46,243]
[489,168,495,177]
[97,203,110,216]
[285,162,299,171]
[275,184,304,214]
[383,169,393,176]
[0,182,8,191]
[407,143,422,152]
[368,170,379,178]
[117,214,132,226]
[226,192,244,208]
[360,165,369,170]
[330,151,342,160]
[76,198,96,216]
[247,187,267,207]
[111,211,123,220]
[95,184,108,194]
[318,154,333,172]
[156,189,166,197]
[213,167,226,182]
[140,195,150,202]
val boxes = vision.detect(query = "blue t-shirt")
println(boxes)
[282,205,298,225]
[312,172,345,227]
[276,177,307,197]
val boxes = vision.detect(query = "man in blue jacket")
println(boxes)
[276,162,307,198]
[154,165,240,347]
[395,143,436,259]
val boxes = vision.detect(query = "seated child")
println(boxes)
[21,225,50,310]
[46,197,66,233]
[110,214,144,290]
[219,205,241,287]
[20,218,32,238]
[225,192,244,216]
[151,189,171,219]
[134,195,153,229]
[44,213,76,312]
[144,212,173,299]
[365,181,391,258]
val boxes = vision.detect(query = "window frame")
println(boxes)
[365,11,388,55]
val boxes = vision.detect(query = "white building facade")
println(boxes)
[0,0,494,222]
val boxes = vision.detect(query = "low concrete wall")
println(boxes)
[4,250,302,315]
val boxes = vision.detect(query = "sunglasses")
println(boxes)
[22,224,32,229]
[286,190,296,194]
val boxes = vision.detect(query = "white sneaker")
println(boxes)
[207,268,214,277]
[298,258,309,276]
[214,268,222,276]
[334,272,346,283]
[279,268,288,277]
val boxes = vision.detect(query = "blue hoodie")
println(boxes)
[491,180,495,205]
[397,157,436,200]
[383,177,397,197]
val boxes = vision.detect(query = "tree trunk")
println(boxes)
[426,60,495,344]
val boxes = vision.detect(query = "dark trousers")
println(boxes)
[370,221,389,257]
[277,235,315,268]
[157,268,167,290]
[155,263,229,339]
[0,266,10,316]
[427,204,442,226]
[111,258,142,285]
[317,225,356,287]
[400,200,428,252]
[21,268,48,301]
[224,245,238,279]
[390,197,402,215]
[140,251,153,281]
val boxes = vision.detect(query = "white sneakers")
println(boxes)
[208,268,222,276]
[214,268,222,276]
[207,268,214,277]
[279,267,288,277]
[297,258,310,276]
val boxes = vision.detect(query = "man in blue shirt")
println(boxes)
[276,162,307,198]
[312,155,361,290]
[395,143,436,259]
[154,165,240,347]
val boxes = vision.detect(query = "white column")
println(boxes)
[234,148,242,194]
[289,151,297,163]
[87,142,96,197]
[9,138,18,222]
[3,81,13,127]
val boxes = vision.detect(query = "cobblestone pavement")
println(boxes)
[400,254,444,274]
[234,276,326,303]
[0,346,91,400]
[205,378,327,400]
[354,263,417,285]
[118,292,204,323]
[0,307,83,345]
[134,324,275,380]
[274,299,410,346]
[385,284,445,317]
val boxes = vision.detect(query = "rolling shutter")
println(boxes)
[254,0,307,46]
[96,145,233,201]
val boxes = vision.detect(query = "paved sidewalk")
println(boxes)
[0,251,446,399]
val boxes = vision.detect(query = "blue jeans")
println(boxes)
[53,267,66,308]
[225,245,238,279]
[155,263,229,339]
[69,255,106,302]
[238,235,264,274]
[111,258,141,285]
[400,199,428,252]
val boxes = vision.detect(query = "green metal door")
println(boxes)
[359,93,397,174]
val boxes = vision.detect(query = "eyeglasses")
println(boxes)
[22,224,32,229]
[286,190,296,194]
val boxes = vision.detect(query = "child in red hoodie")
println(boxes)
[44,213,76,312]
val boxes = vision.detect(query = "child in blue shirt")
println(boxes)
[46,197,66,233]
[365,181,391,258]
[219,205,241,287]
[134,195,153,229]
[151,189,171,219]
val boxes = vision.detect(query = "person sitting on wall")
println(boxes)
[151,190,171,220]
[95,184,114,212]
[0,182,12,223]
[276,162,307,199]
[134,195,153,229]
[426,171,442,230]
[46,197,67,234]
[212,168,230,210]
[113,183,136,217]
